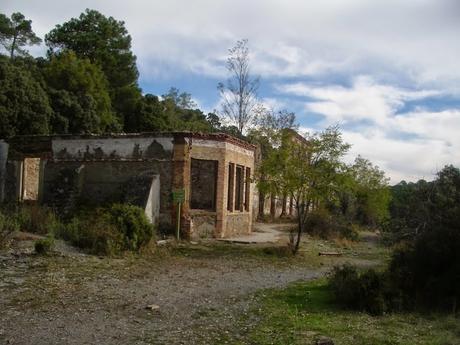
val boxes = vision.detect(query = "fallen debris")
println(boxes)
[145,304,160,311]
[156,239,172,246]
[315,336,334,345]
[318,252,342,257]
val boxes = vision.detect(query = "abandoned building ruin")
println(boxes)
[0,132,258,240]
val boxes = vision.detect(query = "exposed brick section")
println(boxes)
[3,132,256,240]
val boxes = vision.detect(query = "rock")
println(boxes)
[145,304,160,311]
[315,336,334,345]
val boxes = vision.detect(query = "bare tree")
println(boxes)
[218,39,260,134]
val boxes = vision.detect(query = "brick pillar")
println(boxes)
[172,135,191,239]
[214,158,227,238]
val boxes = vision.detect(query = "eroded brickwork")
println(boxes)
[2,133,256,239]
[22,158,40,200]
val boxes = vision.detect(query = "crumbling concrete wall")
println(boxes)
[144,175,160,225]
[0,140,8,202]
[189,211,217,240]
[43,136,174,225]
[52,137,173,161]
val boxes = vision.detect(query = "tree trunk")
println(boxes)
[10,34,17,59]
[292,199,311,255]
[258,191,265,221]
[270,193,276,220]
[289,194,294,216]
[293,203,303,255]
[280,193,287,218]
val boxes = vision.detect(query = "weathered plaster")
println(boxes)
[0,140,9,202]
[52,137,174,161]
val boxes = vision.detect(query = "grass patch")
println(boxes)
[170,241,325,268]
[229,279,460,345]
[169,231,390,270]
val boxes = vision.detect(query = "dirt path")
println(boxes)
[0,233,384,345]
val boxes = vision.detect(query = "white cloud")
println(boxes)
[290,79,460,183]
[3,0,460,89]
[342,128,456,183]
[278,76,440,125]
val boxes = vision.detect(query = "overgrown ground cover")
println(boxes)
[0,228,385,345]
[224,279,460,345]
[3,228,453,345]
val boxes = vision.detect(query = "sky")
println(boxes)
[3,0,460,183]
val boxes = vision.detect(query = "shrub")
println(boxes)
[63,213,123,256]
[357,269,387,315]
[329,264,361,308]
[18,205,61,235]
[0,204,62,235]
[388,225,460,312]
[329,264,389,315]
[0,211,19,248]
[107,204,154,251]
[34,235,55,254]
[59,204,154,255]
[305,208,359,241]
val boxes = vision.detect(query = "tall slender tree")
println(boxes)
[218,39,260,134]
[0,12,41,58]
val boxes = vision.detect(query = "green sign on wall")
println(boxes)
[172,189,185,203]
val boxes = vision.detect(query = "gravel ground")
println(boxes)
[0,231,382,345]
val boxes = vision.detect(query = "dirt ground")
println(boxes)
[0,227,384,345]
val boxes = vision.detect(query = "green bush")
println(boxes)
[0,211,19,248]
[0,204,62,235]
[34,235,55,254]
[305,208,359,241]
[59,204,154,255]
[18,205,61,235]
[329,264,361,308]
[329,264,389,315]
[107,204,154,251]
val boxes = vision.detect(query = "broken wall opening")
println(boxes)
[235,165,244,211]
[22,158,41,201]
[190,158,217,211]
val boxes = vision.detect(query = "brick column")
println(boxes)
[214,157,227,237]
[172,135,191,239]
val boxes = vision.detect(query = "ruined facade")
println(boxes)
[0,132,256,239]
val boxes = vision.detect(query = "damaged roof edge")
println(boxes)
[5,131,257,152]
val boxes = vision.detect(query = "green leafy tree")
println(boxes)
[249,109,297,219]
[348,156,390,226]
[259,126,349,254]
[206,112,222,131]
[0,56,51,138]
[125,94,169,132]
[163,87,197,109]
[386,179,434,242]
[0,12,41,58]
[42,51,119,134]
[388,165,460,312]
[45,9,141,124]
